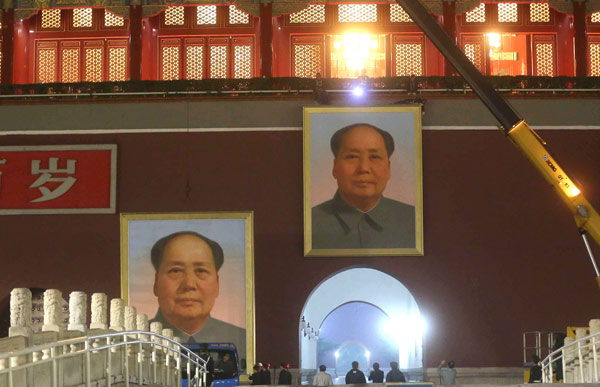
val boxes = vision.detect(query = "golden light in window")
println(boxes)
[330,33,385,78]
[73,8,93,28]
[338,4,378,23]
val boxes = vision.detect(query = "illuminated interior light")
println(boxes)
[486,33,501,48]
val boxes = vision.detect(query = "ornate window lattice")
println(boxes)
[186,45,204,79]
[196,5,217,25]
[165,6,185,26]
[529,3,550,23]
[465,3,485,23]
[162,46,181,80]
[41,9,61,29]
[84,48,103,82]
[210,45,228,78]
[498,3,518,23]
[105,9,125,27]
[592,12,600,23]
[390,3,412,22]
[229,5,250,25]
[233,45,252,78]
[464,43,483,72]
[108,47,126,81]
[395,43,422,76]
[38,49,57,83]
[591,44,600,76]
[535,43,554,76]
[61,48,80,83]
[73,8,93,28]
[338,4,378,23]
[293,44,321,78]
[289,4,326,24]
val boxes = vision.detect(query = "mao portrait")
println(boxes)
[121,212,254,367]
[303,106,423,256]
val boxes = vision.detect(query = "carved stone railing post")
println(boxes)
[124,305,137,357]
[68,291,87,333]
[9,288,32,338]
[150,322,163,384]
[42,289,63,333]
[109,298,125,331]
[90,293,108,330]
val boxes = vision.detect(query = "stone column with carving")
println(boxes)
[9,288,32,337]
[67,291,87,333]
[42,289,63,332]
[162,328,173,355]
[90,293,108,330]
[110,298,125,331]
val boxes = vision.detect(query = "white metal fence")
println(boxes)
[541,331,600,383]
[0,330,208,387]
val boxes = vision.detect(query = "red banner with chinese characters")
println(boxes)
[0,145,116,214]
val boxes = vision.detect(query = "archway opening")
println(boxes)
[300,268,424,384]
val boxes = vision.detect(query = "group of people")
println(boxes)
[311,359,458,386]
[250,362,293,385]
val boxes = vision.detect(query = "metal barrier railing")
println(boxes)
[0,330,208,387]
[541,331,600,383]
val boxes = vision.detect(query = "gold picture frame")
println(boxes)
[120,211,255,368]
[303,106,424,256]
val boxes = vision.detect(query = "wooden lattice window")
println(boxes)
[498,3,518,23]
[289,4,326,24]
[197,5,217,25]
[533,36,555,76]
[393,36,423,76]
[592,12,600,23]
[234,45,252,78]
[229,5,250,25]
[210,45,228,78]
[73,8,93,28]
[338,4,378,23]
[61,44,81,83]
[590,43,600,76]
[108,44,127,81]
[165,6,185,26]
[529,3,550,23]
[84,45,103,82]
[104,9,125,27]
[292,36,323,78]
[186,45,204,79]
[41,9,62,29]
[390,3,412,23]
[36,42,58,83]
[465,3,485,23]
[161,44,181,80]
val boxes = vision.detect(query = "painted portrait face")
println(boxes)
[332,125,391,208]
[153,234,220,326]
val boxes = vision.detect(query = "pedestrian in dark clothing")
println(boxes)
[250,365,263,385]
[262,362,272,385]
[529,355,542,383]
[345,361,366,384]
[368,362,384,383]
[278,363,292,385]
[385,362,406,383]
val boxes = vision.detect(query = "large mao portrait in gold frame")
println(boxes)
[120,212,254,369]
[304,106,423,256]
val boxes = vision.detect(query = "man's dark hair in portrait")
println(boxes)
[312,123,416,249]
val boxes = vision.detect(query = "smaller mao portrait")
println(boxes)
[303,106,423,256]
[120,212,254,368]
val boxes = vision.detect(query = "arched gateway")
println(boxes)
[299,268,424,380]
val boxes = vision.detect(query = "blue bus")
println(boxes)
[182,342,240,387]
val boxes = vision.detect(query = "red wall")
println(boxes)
[0,127,599,367]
